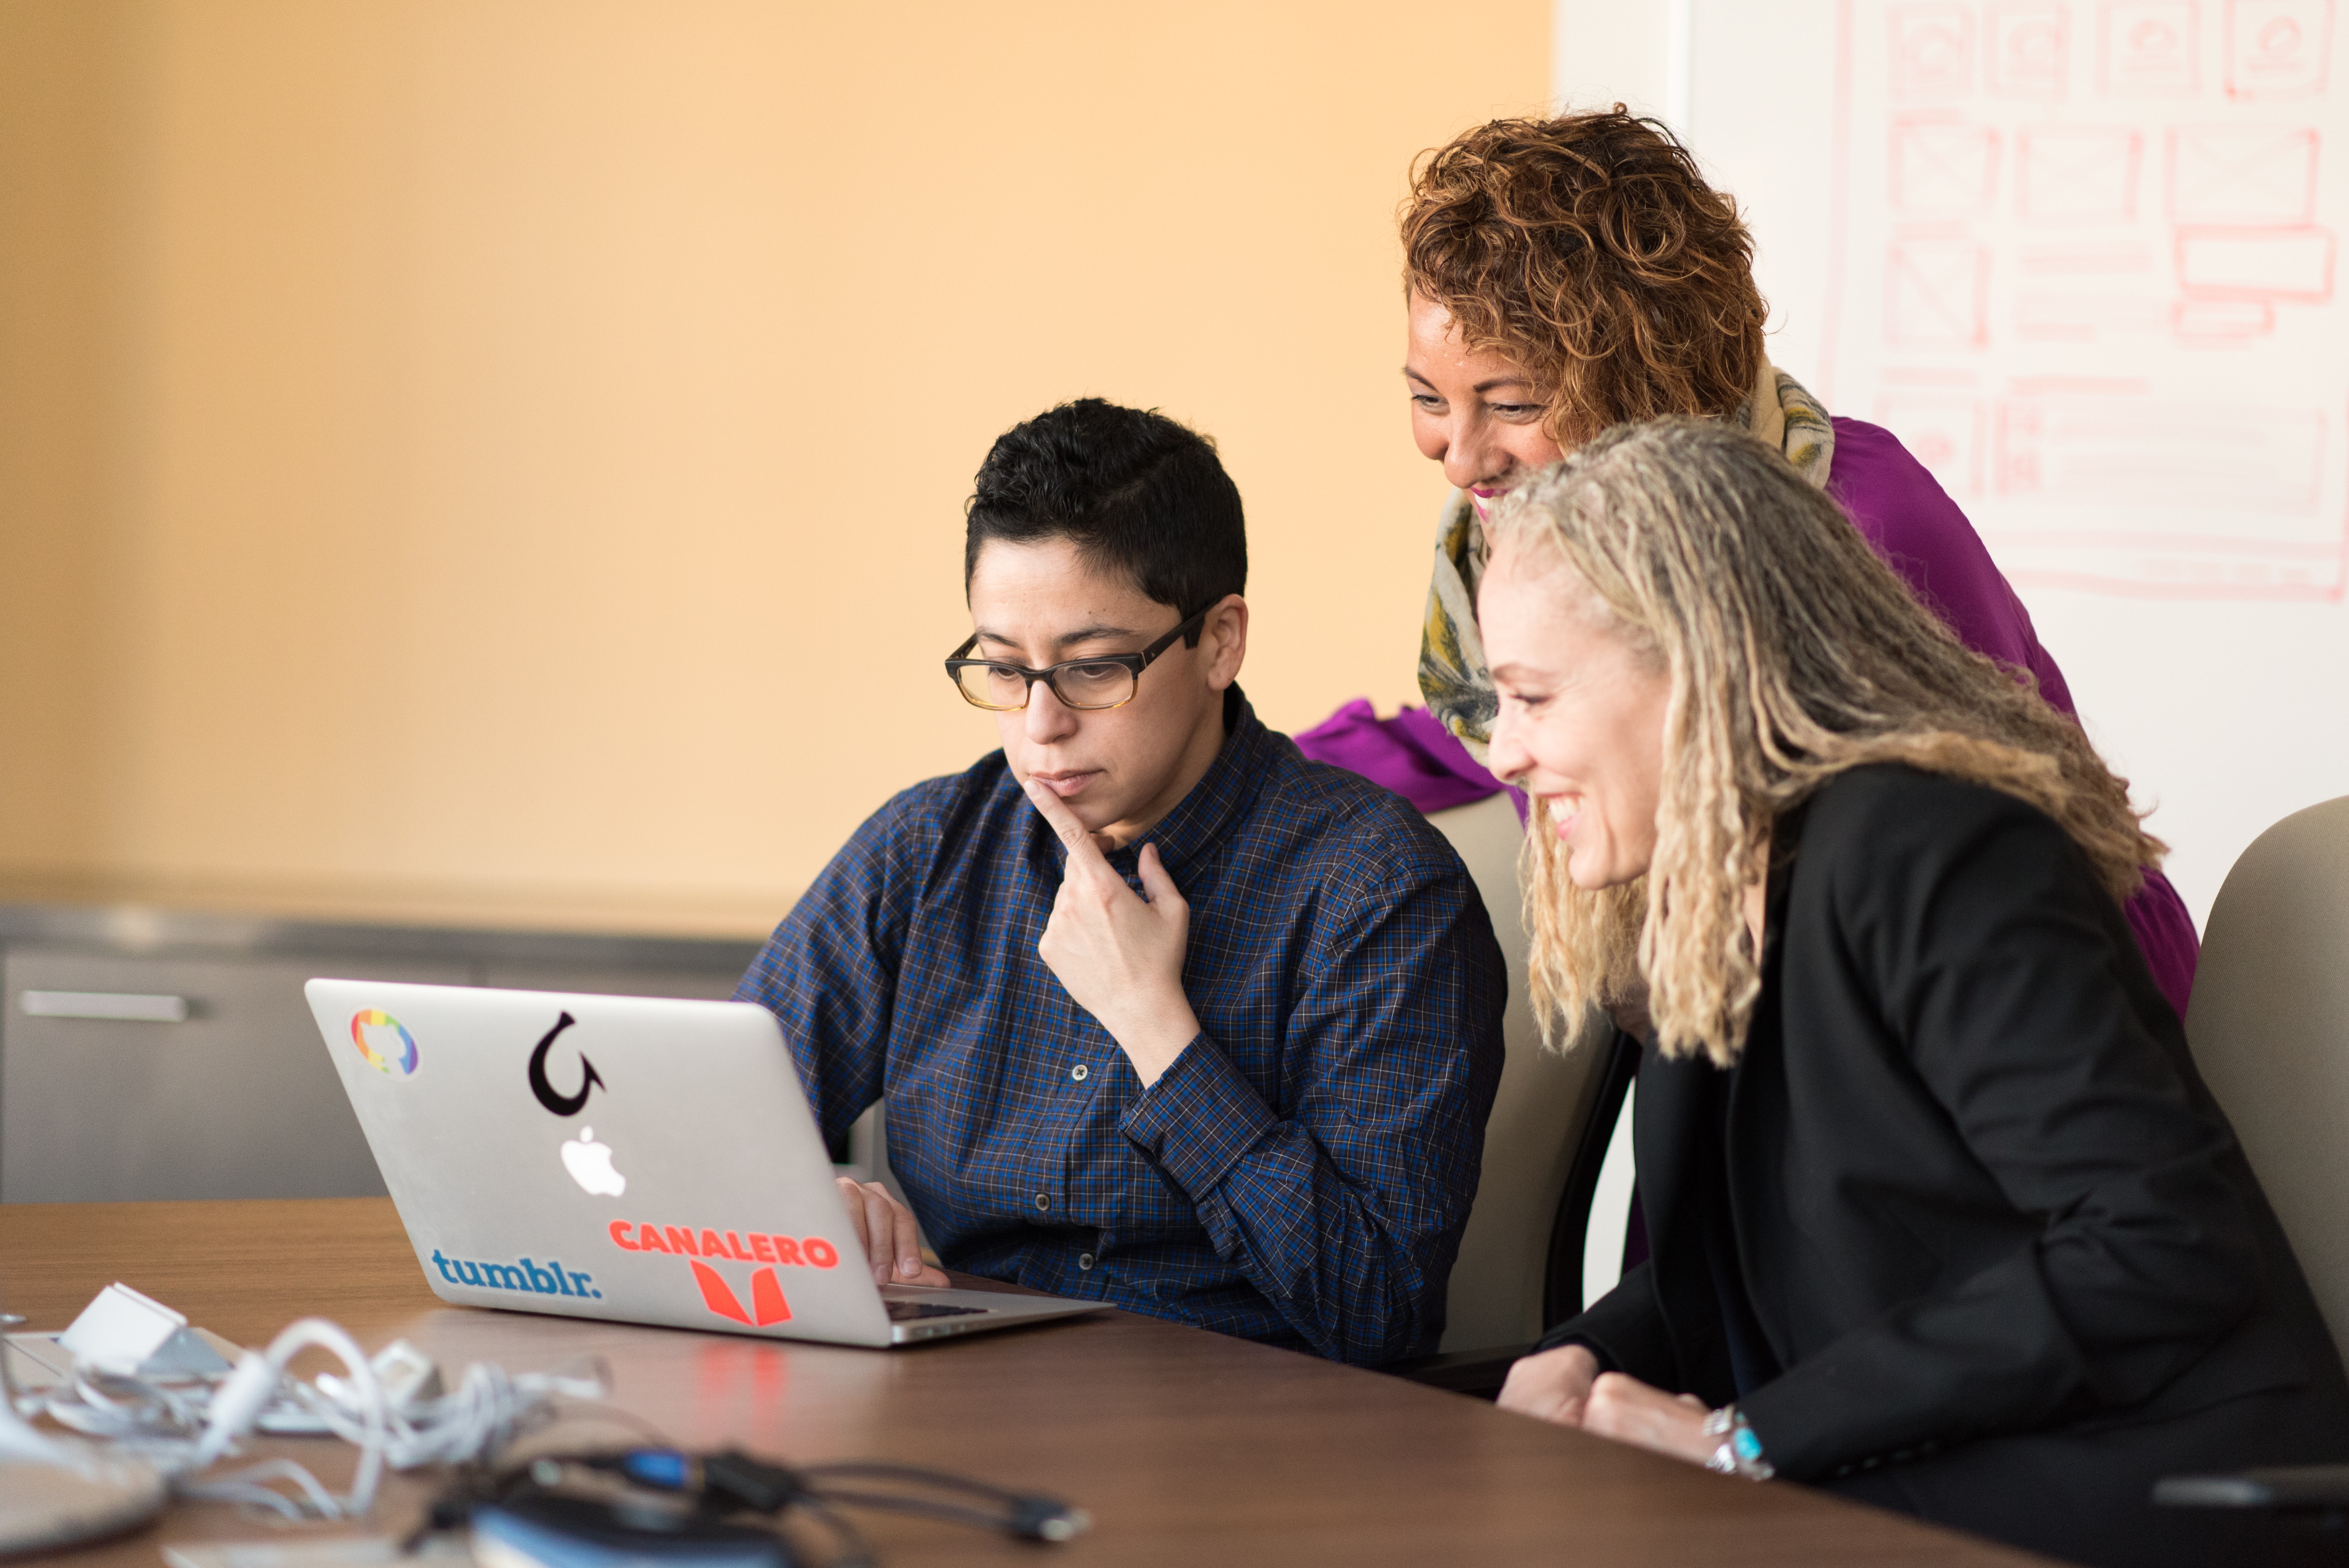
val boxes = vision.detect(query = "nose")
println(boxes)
[1440,411,1508,492]
[1485,701,1530,788]
[1021,676,1079,745]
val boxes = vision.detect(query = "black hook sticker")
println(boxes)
[528,1011,603,1116]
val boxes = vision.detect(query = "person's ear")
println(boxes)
[1200,594,1248,691]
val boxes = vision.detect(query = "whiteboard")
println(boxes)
[1665,0,2349,922]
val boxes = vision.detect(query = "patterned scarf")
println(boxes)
[1417,357,1834,761]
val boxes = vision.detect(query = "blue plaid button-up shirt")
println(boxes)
[736,693,1506,1364]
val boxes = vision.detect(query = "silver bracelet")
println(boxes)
[1702,1404,1776,1481]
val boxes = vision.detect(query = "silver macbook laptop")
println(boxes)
[305,978,1104,1347]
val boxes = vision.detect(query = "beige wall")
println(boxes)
[0,1,132,883]
[0,0,1550,935]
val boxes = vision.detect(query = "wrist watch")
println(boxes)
[1702,1404,1776,1481]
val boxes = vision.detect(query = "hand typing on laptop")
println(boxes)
[835,1175,949,1288]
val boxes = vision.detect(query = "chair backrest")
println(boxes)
[2184,794,2349,1367]
[1424,792,1615,1352]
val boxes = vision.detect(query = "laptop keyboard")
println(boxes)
[886,1301,987,1322]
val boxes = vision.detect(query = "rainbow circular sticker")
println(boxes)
[349,1009,419,1076]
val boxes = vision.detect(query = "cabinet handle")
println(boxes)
[17,991,191,1024]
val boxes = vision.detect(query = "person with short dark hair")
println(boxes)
[736,399,1507,1365]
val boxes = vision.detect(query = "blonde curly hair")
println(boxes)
[1485,420,2165,1067]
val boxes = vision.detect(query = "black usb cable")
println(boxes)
[410,1444,1089,1568]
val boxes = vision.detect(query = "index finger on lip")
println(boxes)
[1022,776,1114,870]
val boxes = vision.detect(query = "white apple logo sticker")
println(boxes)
[561,1126,626,1197]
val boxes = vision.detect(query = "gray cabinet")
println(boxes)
[1,947,465,1202]
[0,907,765,1205]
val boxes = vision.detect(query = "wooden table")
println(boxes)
[0,1200,2048,1566]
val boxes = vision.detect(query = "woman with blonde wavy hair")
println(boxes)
[1480,420,2347,1568]
[1294,109,2199,1018]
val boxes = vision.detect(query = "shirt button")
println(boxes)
[1078,1253,1095,1270]
[1070,1063,1089,1082]
[1034,1193,1051,1212]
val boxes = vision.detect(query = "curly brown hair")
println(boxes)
[1403,110,1769,448]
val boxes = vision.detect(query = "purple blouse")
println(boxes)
[1297,418,2201,1017]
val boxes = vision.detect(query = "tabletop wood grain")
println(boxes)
[0,1200,2053,1566]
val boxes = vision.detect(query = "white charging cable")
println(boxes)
[305,1358,606,1472]
[187,1318,385,1518]
[30,1314,604,1522]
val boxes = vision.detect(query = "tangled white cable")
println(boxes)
[31,1316,603,1522]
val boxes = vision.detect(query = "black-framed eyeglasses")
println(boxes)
[945,606,1211,712]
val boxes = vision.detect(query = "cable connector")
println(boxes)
[701,1448,806,1514]
[199,1352,280,1458]
[316,1340,442,1418]
[1005,1497,1092,1542]
[615,1449,693,1491]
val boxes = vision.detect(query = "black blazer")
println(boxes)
[1544,766,2349,1555]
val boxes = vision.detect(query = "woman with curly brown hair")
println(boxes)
[1294,108,2199,1015]
[1476,419,2347,1568]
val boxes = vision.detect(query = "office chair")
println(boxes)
[2184,793,2349,1365]
[2153,794,2349,1526]
[1394,792,1624,1395]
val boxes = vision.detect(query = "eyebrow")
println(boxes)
[972,623,1139,652]
[1403,366,1538,394]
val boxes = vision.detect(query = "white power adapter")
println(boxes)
[53,1283,229,1379]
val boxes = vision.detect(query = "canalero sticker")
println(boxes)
[608,1220,840,1329]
